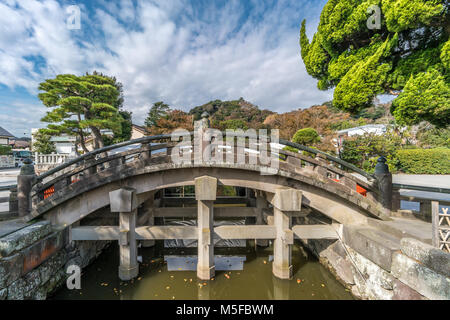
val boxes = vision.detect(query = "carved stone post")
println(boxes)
[8,186,18,215]
[272,188,302,279]
[195,176,217,280]
[17,158,35,217]
[110,187,139,281]
[374,156,392,216]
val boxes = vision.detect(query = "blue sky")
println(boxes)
[0,0,331,137]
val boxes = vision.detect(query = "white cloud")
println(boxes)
[0,0,331,133]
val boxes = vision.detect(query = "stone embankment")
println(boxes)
[307,217,450,300]
[0,220,107,299]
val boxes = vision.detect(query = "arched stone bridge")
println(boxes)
[25,134,389,226]
[4,126,448,300]
[14,129,395,281]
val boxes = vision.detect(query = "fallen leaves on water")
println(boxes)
[263,260,267,264]
[100,282,109,287]
[321,284,325,287]
[166,286,170,290]
[137,277,142,281]
[296,279,302,284]
[224,274,230,279]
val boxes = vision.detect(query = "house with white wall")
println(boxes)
[0,126,14,146]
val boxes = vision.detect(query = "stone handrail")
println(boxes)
[35,153,69,165]
[13,130,386,219]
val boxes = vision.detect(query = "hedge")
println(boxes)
[396,148,450,174]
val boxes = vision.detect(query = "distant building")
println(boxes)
[0,126,14,146]
[10,139,30,149]
[336,124,387,145]
[131,124,147,140]
[31,128,76,154]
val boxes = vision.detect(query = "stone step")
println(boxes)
[343,224,401,272]
[0,219,29,238]
[366,217,432,245]
[0,221,52,257]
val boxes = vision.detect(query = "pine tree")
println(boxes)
[38,73,124,152]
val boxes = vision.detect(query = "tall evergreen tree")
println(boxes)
[145,101,170,128]
[38,73,124,152]
[300,0,449,127]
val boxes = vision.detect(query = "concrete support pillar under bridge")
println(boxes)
[109,187,139,281]
[195,176,217,280]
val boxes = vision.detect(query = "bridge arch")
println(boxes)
[26,148,387,227]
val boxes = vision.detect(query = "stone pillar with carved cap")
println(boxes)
[374,156,392,216]
[109,187,139,281]
[17,158,35,217]
[195,176,217,280]
[272,188,302,279]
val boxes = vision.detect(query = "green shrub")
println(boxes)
[292,128,321,145]
[396,148,450,174]
[0,145,11,155]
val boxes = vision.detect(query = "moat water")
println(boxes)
[52,241,353,300]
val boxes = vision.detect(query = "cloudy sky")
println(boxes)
[0,0,332,137]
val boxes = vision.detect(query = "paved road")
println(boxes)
[393,174,450,203]
[0,168,20,212]
[393,174,450,189]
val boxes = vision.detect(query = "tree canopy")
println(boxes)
[32,130,56,154]
[145,101,170,128]
[300,0,449,127]
[38,72,125,152]
[292,128,321,146]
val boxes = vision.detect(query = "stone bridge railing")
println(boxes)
[8,130,390,221]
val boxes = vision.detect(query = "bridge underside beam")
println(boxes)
[38,167,372,228]
[152,207,308,218]
[70,224,337,241]
[292,225,339,240]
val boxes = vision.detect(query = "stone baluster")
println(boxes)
[8,186,18,215]
[195,176,217,280]
[109,187,139,281]
[17,158,36,217]
[374,156,392,216]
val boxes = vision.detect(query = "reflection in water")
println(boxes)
[164,220,246,248]
[165,255,246,271]
[52,242,353,300]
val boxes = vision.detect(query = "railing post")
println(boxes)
[17,158,36,217]
[391,189,401,212]
[110,187,139,281]
[431,201,440,248]
[8,186,18,215]
[374,156,392,216]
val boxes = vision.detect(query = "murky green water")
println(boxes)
[52,241,353,300]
